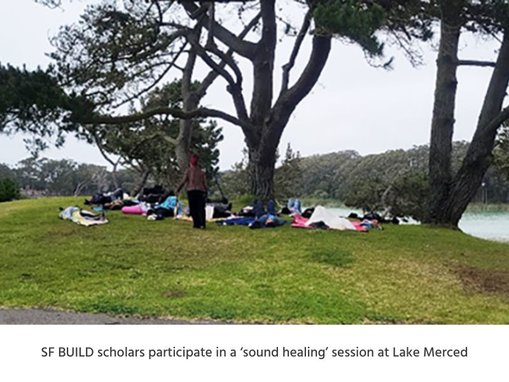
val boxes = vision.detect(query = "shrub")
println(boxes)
[0,178,20,202]
[385,173,430,221]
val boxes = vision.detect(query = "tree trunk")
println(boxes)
[441,34,509,226]
[247,34,331,201]
[247,130,279,201]
[426,3,462,225]
[175,95,199,177]
[176,44,199,173]
[131,168,150,197]
[73,181,87,196]
[427,0,509,227]
[175,98,199,174]
[248,150,276,201]
[175,118,193,172]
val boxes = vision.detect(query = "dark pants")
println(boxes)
[152,207,174,220]
[188,190,206,228]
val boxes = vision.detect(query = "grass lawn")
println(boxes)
[0,197,508,324]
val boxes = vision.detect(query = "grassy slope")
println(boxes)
[0,197,508,324]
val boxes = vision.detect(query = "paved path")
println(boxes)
[0,308,218,325]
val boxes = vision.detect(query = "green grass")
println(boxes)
[0,197,508,324]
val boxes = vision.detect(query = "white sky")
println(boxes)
[0,0,500,170]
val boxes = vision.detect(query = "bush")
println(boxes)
[343,172,430,221]
[0,178,20,202]
[385,173,430,221]
[343,177,387,212]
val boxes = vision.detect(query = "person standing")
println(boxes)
[177,154,208,228]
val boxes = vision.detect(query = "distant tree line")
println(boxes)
[220,141,509,220]
[0,155,224,202]
[0,158,126,200]
[2,140,509,221]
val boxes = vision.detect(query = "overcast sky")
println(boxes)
[0,0,501,170]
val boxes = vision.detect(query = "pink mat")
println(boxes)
[291,214,311,228]
[121,205,145,215]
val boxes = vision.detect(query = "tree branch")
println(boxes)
[280,8,312,95]
[190,41,237,87]
[270,34,332,133]
[78,106,249,129]
[179,1,257,59]
[112,41,189,108]
[91,131,118,167]
[196,10,261,98]
[457,59,496,67]
[205,42,244,88]
[182,29,199,95]
[187,37,249,123]
[207,2,215,47]
[152,0,164,25]
[250,0,277,126]
[486,105,509,133]
[162,134,178,146]
[176,27,200,167]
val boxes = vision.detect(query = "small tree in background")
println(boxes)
[219,149,250,199]
[0,178,20,202]
[0,164,20,202]
[274,143,302,201]
[384,173,430,221]
[81,80,223,193]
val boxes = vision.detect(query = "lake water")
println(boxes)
[327,207,509,243]
[458,212,509,243]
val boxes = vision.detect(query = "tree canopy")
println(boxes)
[41,0,432,200]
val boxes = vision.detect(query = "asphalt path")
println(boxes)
[0,308,218,325]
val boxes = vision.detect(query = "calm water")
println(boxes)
[328,207,509,243]
[458,212,509,243]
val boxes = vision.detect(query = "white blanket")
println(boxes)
[305,205,356,231]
